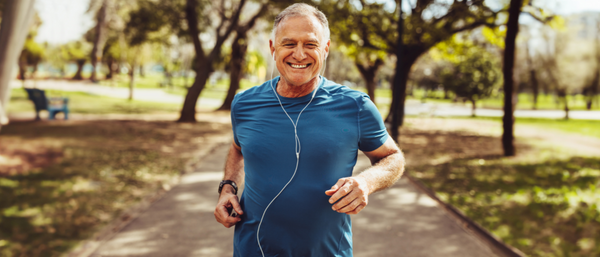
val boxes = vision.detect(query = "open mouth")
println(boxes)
[288,63,311,69]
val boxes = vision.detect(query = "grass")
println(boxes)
[0,120,230,257]
[96,74,257,100]
[447,116,600,139]
[396,119,600,257]
[8,88,182,115]
[414,155,600,257]
[410,89,599,111]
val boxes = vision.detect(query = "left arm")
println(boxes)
[325,137,405,214]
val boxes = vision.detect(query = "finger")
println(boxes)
[230,196,244,215]
[346,203,366,215]
[332,190,360,211]
[325,178,347,195]
[223,215,242,228]
[215,205,231,222]
[337,198,361,213]
[329,181,353,204]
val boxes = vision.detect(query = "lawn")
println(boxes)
[0,119,231,257]
[399,117,600,257]
[8,88,182,115]
[448,116,600,139]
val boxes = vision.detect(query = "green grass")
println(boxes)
[0,120,230,257]
[414,156,600,257]
[448,116,600,139]
[96,74,257,100]
[409,89,599,111]
[8,88,182,115]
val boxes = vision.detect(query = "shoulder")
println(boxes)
[320,78,369,100]
[232,79,276,108]
[320,78,372,109]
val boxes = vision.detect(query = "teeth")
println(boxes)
[291,64,307,68]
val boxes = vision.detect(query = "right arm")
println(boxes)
[214,141,245,228]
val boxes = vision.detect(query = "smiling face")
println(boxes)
[270,15,330,90]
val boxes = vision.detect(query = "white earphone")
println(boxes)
[257,51,320,257]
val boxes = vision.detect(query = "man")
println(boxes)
[214,3,405,256]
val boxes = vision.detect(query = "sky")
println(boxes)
[34,0,600,44]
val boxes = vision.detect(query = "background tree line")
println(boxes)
[2,0,599,157]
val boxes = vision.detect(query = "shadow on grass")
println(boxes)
[0,120,230,257]
[414,157,600,257]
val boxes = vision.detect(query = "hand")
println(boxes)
[214,190,243,228]
[325,177,370,214]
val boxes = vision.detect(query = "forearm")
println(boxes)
[357,150,405,195]
[222,143,245,194]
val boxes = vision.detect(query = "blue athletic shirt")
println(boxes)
[231,76,389,257]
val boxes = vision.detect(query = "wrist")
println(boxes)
[220,184,236,195]
[218,180,238,195]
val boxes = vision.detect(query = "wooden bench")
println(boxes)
[24,88,69,120]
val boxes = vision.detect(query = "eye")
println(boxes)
[306,44,317,49]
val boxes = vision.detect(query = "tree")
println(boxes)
[501,0,524,156]
[218,2,269,110]
[89,0,109,81]
[18,30,45,84]
[0,0,36,131]
[179,0,247,121]
[66,41,91,80]
[439,41,501,117]
[583,20,600,110]
[323,0,499,142]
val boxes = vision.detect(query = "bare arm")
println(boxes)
[325,137,405,214]
[214,141,245,228]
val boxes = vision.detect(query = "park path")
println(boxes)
[78,142,501,257]
[11,79,600,120]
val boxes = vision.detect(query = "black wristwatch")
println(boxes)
[218,180,238,195]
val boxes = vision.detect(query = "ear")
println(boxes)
[269,39,275,59]
[324,39,331,58]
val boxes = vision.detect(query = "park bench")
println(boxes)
[24,88,69,120]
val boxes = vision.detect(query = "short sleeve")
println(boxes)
[357,94,388,152]
[231,93,241,146]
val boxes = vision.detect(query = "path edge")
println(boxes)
[404,173,528,257]
[63,138,230,257]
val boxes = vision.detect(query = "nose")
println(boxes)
[292,43,306,60]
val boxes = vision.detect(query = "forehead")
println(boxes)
[275,15,324,42]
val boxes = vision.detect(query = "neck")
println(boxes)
[276,76,320,98]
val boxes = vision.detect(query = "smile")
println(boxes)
[289,63,311,69]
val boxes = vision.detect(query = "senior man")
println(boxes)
[214,3,405,257]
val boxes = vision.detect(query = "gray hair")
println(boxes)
[271,3,330,41]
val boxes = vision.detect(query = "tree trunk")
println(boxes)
[106,57,114,79]
[388,48,422,142]
[219,32,248,111]
[179,67,211,121]
[90,0,108,82]
[355,59,383,104]
[471,99,477,117]
[129,62,136,101]
[179,0,245,121]
[73,60,86,80]
[0,0,36,130]
[139,64,144,78]
[531,69,539,110]
[501,0,523,157]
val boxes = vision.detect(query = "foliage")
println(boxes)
[437,39,502,110]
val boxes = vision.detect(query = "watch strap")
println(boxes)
[218,180,238,195]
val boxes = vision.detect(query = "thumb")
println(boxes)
[325,179,346,195]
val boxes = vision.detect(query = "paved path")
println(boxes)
[87,144,499,257]
[11,80,600,120]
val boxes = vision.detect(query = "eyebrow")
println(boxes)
[280,37,320,44]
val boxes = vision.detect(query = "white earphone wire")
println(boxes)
[257,54,320,257]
